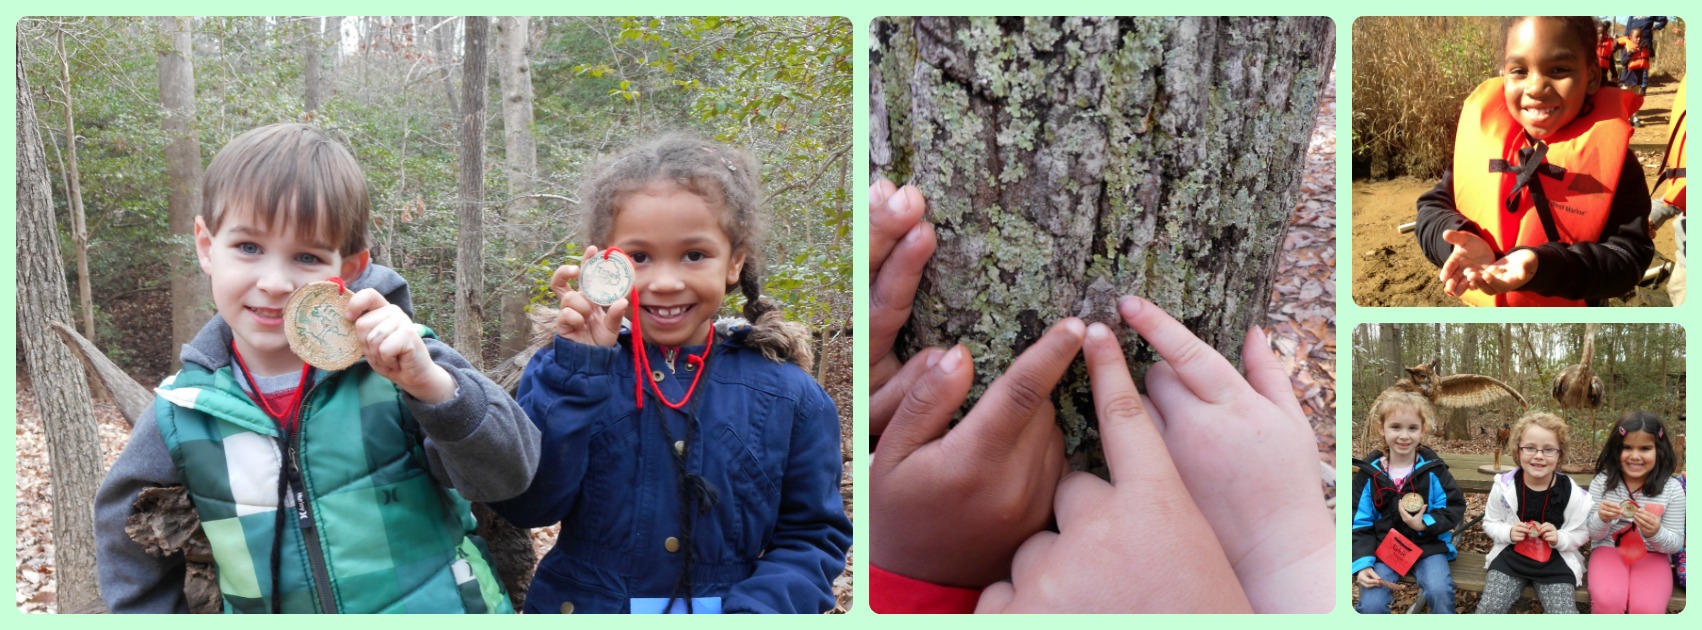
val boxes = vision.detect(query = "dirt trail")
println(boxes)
[1351,74,1683,307]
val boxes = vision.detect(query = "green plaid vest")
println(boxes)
[153,363,513,614]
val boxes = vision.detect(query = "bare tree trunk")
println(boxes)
[1446,326,1477,439]
[53,26,97,346]
[156,16,209,370]
[304,17,322,115]
[872,17,1333,455]
[18,48,103,612]
[430,17,460,122]
[455,16,489,368]
[494,16,537,359]
[1360,323,1404,456]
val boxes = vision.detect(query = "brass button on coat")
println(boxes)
[652,370,666,382]
[673,440,685,455]
[560,601,575,614]
[665,537,681,553]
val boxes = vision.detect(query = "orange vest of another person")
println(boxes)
[1620,37,1651,70]
[1655,77,1686,209]
[1597,35,1615,69]
[1452,77,1639,306]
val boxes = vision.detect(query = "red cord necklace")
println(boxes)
[597,247,712,410]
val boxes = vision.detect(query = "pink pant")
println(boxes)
[1587,547,1673,613]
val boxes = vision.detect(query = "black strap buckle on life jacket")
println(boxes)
[1489,140,1567,243]
[1654,110,1687,193]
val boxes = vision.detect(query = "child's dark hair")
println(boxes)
[201,123,371,255]
[1593,411,1677,497]
[579,134,813,366]
[1498,17,1599,65]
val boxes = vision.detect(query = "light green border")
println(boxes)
[4,2,1695,625]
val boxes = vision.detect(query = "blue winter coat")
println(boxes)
[490,327,850,614]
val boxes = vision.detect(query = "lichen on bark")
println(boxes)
[870,16,1334,460]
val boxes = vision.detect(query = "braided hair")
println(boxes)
[578,135,814,611]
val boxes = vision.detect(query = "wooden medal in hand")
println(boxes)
[285,281,363,370]
[1400,492,1424,515]
[580,250,635,306]
[1621,500,1639,520]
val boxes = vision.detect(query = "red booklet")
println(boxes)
[1375,529,1423,576]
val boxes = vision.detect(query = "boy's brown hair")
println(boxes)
[200,123,371,255]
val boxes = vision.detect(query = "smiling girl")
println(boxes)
[1586,412,1685,613]
[1478,412,1592,613]
[1351,390,1465,613]
[489,135,850,613]
[1414,16,1653,306]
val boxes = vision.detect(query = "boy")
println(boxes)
[94,123,538,613]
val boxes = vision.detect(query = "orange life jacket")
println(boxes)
[1620,37,1651,70]
[1655,76,1686,210]
[1597,36,1615,69]
[1451,77,1638,306]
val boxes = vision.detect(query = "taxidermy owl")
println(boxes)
[1388,358,1528,410]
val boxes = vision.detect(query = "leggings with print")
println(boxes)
[1475,569,1577,614]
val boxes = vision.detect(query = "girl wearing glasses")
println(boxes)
[1584,412,1684,613]
[1350,390,1465,613]
[1478,412,1592,613]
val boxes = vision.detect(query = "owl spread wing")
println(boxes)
[1432,374,1528,409]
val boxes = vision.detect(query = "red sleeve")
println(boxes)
[869,565,982,613]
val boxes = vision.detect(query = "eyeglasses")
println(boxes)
[1518,446,1560,457]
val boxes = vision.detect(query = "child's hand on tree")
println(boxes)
[868,178,935,434]
[974,322,1252,613]
[1114,297,1334,612]
[869,319,1082,589]
[346,289,455,404]
[550,246,629,347]
[1439,230,1537,296]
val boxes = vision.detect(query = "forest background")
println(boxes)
[14,15,853,612]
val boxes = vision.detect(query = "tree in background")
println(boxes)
[872,16,1334,454]
[18,42,104,611]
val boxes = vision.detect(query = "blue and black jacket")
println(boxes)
[1350,445,1466,574]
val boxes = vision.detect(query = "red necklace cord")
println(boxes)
[230,341,313,430]
[597,247,713,411]
[1519,469,1553,528]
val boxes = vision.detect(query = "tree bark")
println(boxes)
[53,26,96,344]
[494,16,538,359]
[455,16,489,368]
[871,17,1333,454]
[156,16,209,371]
[304,17,323,115]
[18,48,104,612]
[1445,325,1477,439]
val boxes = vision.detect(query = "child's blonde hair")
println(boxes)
[1366,390,1435,451]
[1508,411,1570,459]
[200,123,371,255]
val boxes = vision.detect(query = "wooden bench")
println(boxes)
[1399,551,1686,613]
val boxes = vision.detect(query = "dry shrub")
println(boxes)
[1649,17,1686,81]
[1353,16,1503,180]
